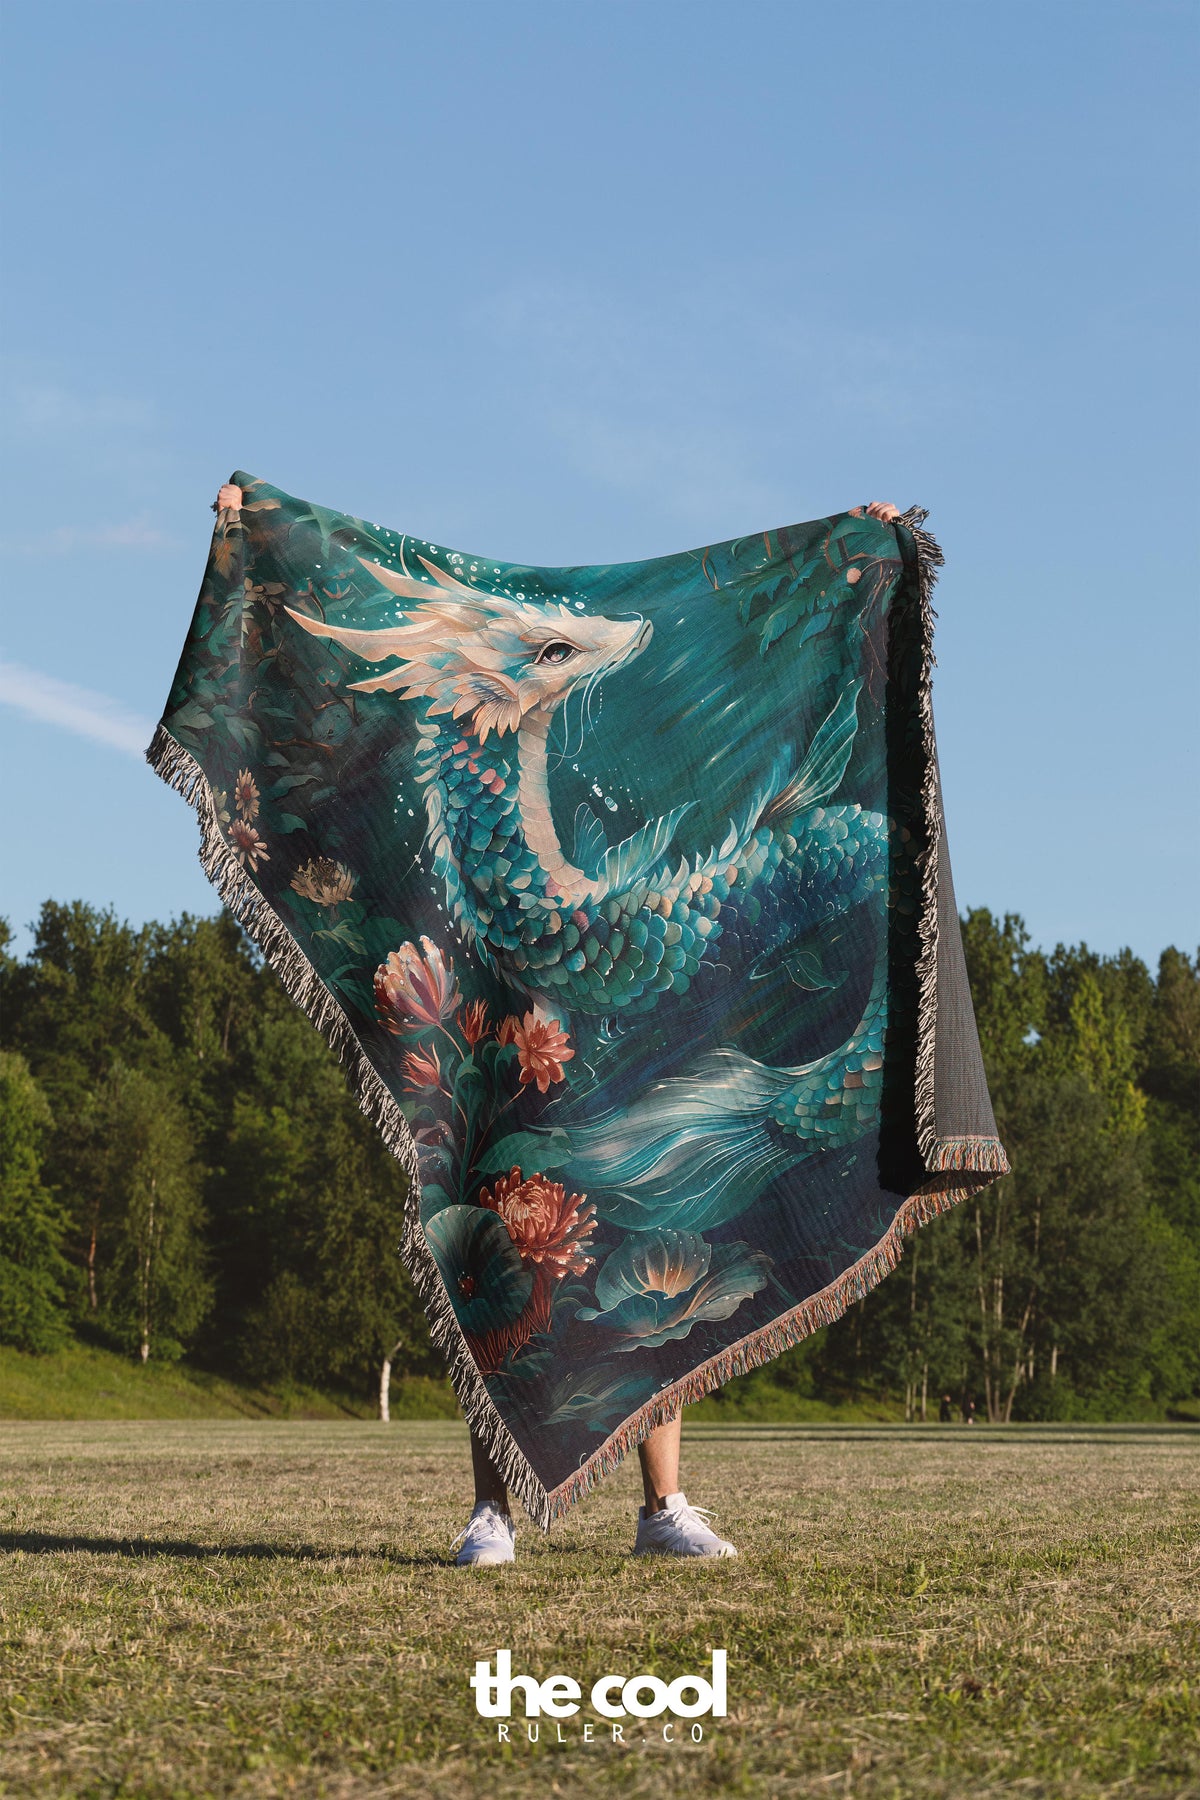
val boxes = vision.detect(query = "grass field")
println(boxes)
[1,1422,1196,1799]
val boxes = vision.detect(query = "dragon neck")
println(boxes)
[419,703,597,925]
[516,708,595,907]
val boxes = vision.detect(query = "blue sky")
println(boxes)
[1,1,1196,967]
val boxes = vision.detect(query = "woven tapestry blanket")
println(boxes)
[149,474,1007,1525]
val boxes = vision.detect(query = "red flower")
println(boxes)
[479,1165,595,1281]
[460,998,490,1048]
[512,1012,574,1092]
[496,1014,520,1046]
[375,936,461,1035]
[401,1044,443,1092]
[467,1166,596,1373]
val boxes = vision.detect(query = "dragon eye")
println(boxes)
[535,641,578,665]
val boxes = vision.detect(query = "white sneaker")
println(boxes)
[633,1492,738,1558]
[452,1501,515,1567]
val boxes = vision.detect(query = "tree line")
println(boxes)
[1,902,1196,1420]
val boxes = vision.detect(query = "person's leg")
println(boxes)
[470,1429,510,1512]
[638,1412,681,1512]
[633,1411,736,1557]
[454,1431,516,1566]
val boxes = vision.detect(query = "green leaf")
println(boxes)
[314,921,366,953]
[170,703,214,731]
[269,772,321,797]
[477,1039,520,1082]
[359,916,409,965]
[225,716,259,749]
[298,501,346,548]
[473,1127,573,1177]
[798,610,833,645]
[759,602,804,651]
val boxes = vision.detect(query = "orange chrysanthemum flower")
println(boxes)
[479,1165,595,1281]
[512,1012,574,1092]
[234,768,260,820]
[290,856,356,910]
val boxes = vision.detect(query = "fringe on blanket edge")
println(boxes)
[147,507,1004,1529]
[896,504,946,1170]
[145,721,556,1532]
[543,1167,996,1519]
[542,507,1012,1517]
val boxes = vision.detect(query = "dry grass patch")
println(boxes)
[0,1422,1196,1798]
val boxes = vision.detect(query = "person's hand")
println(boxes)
[215,483,243,512]
[864,501,899,522]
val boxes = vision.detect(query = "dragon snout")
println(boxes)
[585,614,652,684]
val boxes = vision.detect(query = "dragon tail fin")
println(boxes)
[563,1046,801,1235]
[762,679,862,825]
[563,964,887,1234]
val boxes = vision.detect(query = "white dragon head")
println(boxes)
[286,553,651,742]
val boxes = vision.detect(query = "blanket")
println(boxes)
[148,473,1007,1525]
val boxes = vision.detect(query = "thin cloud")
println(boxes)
[471,280,986,522]
[48,516,178,551]
[0,516,180,556]
[4,376,155,439]
[546,408,776,527]
[0,657,153,758]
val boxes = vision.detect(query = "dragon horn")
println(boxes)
[415,555,479,597]
[283,605,414,663]
[356,557,445,602]
[353,553,479,602]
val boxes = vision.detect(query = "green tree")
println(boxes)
[1136,948,1200,1404]
[819,1211,973,1419]
[959,909,1047,1085]
[1139,948,1200,1237]
[221,986,435,1396]
[959,915,1183,1419]
[90,1064,212,1361]
[4,895,1193,1416]
[1,902,163,1314]
[0,1052,71,1351]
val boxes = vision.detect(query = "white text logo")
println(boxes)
[471,1647,726,1742]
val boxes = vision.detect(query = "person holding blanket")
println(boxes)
[213,481,902,1568]
[189,481,991,1570]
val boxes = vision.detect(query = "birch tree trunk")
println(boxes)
[138,1176,157,1363]
[974,1206,999,1422]
[87,1205,99,1312]
[379,1338,406,1422]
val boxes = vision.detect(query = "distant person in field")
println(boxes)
[939,1393,953,1423]
[213,481,903,1569]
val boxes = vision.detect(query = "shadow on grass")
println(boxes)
[0,1531,448,1567]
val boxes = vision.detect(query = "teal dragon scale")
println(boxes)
[287,552,887,1231]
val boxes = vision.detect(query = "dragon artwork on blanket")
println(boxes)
[150,472,1004,1521]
